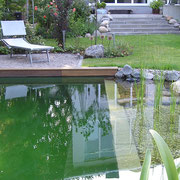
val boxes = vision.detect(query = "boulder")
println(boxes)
[85,45,104,58]
[166,16,173,21]
[100,20,109,27]
[143,72,154,80]
[165,71,180,81]
[115,70,124,79]
[101,14,113,22]
[171,80,180,94]
[174,23,179,28]
[99,26,109,33]
[85,33,91,38]
[122,64,133,76]
[131,69,140,79]
[169,19,177,24]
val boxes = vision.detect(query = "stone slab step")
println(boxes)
[110,21,168,25]
[112,31,180,35]
[110,14,163,18]
[110,24,173,28]
[113,18,165,21]
[111,28,180,32]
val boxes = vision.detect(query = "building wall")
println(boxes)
[163,5,180,21]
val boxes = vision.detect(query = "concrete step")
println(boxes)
[110,24,173,28]
[110,14,163,18]
[110,21,168,25]
[108,14,180,35]
[113,18,165,21]
[111,28,180,33]
[112,31,180,35]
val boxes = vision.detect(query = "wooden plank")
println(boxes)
[0,68,118,77]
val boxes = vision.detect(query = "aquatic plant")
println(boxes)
[153,73,164,129]
[140,129,180,180]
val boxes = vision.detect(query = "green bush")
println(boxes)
[68,0,93,37]
[71,0,91,21]
[1,0,26,20]
[25,22,44,45]
[34,0,55,38]
[0,45,10,55]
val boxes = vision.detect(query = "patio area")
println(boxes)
[0,53,82,69]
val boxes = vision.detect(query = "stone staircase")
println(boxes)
[109,14,180,35]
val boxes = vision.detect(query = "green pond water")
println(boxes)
[0,77,179,180]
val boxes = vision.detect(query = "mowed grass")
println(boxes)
[44,34,180,70]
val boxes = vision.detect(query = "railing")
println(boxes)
[166,0,180,4]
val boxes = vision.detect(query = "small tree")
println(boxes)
[54,0,73,49]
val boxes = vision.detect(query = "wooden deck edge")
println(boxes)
[0,67,118,77]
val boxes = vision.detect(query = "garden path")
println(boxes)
[0,53,82,69]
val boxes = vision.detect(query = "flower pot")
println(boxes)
[152,9,160,14]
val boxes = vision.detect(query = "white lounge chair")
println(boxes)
[1,20,54,64]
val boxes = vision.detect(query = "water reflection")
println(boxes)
[0,78,179,179]
[0,78,117,179]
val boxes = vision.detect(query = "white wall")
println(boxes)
[163,5,180,21]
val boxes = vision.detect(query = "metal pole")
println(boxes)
[26,0,29,21]
[32,0,34,27]
[112,33,116,47]
[62,30,66,49]
[95,0,97,45]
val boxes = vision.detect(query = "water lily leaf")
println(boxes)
[150,129,179,180]
[140,149,151,180]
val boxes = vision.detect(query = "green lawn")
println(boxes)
[44,34,180,70]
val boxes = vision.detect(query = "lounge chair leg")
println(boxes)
[46,50,50,62]
[10,49,13,58]
[29,52,33,64]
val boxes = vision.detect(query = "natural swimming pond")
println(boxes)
[0,77,179,180]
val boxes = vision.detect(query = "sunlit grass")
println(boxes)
[44,34,180,70]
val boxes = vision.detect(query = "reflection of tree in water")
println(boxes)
[0,85,73,179]
[68,84,111,140]
[0,83,112,179]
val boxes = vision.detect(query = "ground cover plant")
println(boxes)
[43,34,180,71]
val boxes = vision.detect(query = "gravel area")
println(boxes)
[0,53,82,69]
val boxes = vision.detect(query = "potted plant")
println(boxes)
[97,2,106,9]
[150,0,163,14]
[97,2,107,14]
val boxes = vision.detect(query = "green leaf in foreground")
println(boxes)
[149,129,179,180]
[140,150,151,180]
[177,163,180,176]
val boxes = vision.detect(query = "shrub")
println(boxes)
[68,0,92,37]
[0,44,10,55]
[25,22,44,45]
[34,0,54,38]
[71,0,91,21]
[2,0,26,20]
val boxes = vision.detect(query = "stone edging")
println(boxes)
[115,64,180,82]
